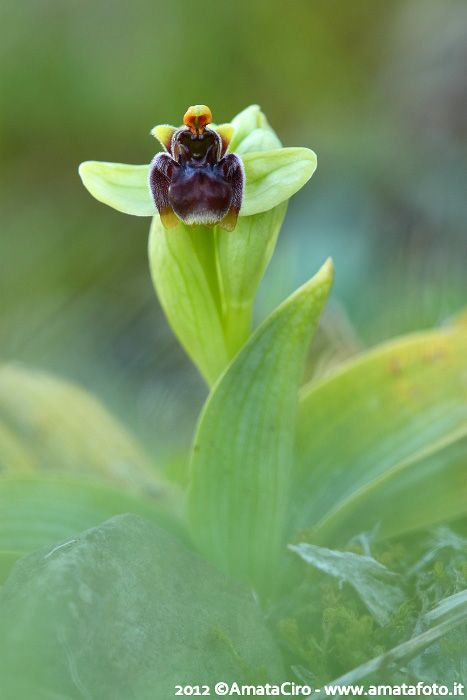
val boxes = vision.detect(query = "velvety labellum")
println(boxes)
[149,106,244,232]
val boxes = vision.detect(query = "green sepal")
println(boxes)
[78,161,154,216]
[240,148,316,216]
[234,127,282,154]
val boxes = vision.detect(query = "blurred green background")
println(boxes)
[1,0,466,468]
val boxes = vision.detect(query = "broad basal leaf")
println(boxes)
[0,550,23,585]
[293,328,467,544]
[0,363,164,495]
[317,431,466,543]
[0,475,186,553]
[0,515,284,699]
[187,259,334,593]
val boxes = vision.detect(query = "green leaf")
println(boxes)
[425,590,467,624]
[0,550,23,584]
[216,202,288,356]
[0,514,284,698]
[318,430,467,543]
[0,363,164,495]
[79,148,316,219]
[148,171,294,381]
[215,121,286,358]
[187,259,334,593]
[217,167,286,302]
[294,328,467,544]
[148,217,230,386]
[148,203,292,385]
[0,417,35,472]
[0,475,187,553]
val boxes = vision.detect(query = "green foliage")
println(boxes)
[188,259,333,591]
[148,217,230,385]
[289,543,406,625]
[0,515,284,698]
[1,98,465,698]
[0,475,186,555]
[0,551,23,585]
[0,362,164,493]
[294,328,467,544]
[276,529,466,687]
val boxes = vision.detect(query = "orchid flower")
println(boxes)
[79,105,317,384]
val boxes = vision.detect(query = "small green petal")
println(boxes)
[228,104,276,152]
[79,161,156,217]
[241,147,317,216]
[234,127,282,155]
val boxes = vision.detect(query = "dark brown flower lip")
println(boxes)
[149,106,244,232]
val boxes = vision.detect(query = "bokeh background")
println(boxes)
[1,0,466,470]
